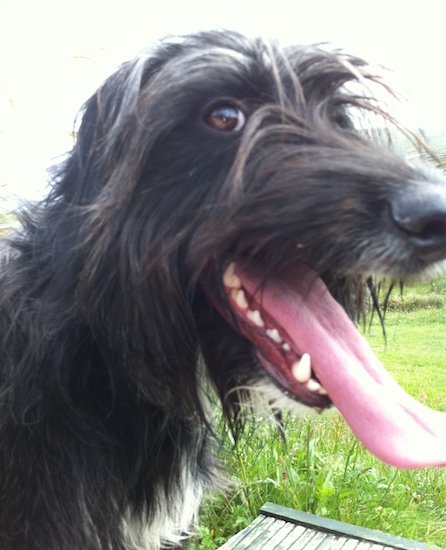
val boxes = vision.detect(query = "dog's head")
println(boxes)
[51,31,446,468]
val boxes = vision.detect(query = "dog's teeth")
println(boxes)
[307,379,322,392]
[307,379,328,395]
[232,289,248,309]
[223,262,241,289]
[247,310,264,327]
[282,343,291,352]
[291,353,311,383]
[266,328,282,343]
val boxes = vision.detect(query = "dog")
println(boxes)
[1,30,446,549]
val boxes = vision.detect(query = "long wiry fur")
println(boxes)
[1,31,446,549]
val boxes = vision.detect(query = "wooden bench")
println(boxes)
[218,502,444,549]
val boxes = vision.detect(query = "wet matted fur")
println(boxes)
[1,30,446,549]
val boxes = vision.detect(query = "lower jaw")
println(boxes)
[257,353,332,409]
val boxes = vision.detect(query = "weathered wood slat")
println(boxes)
[217,502,444,549]
[217,515,265,549]
[266,524,307,549]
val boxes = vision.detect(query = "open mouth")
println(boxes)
[222,262,332,408]
[211,259,446,469]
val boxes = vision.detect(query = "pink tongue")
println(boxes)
[239,262,446,468]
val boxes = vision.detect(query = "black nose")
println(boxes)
[390,182,446,264]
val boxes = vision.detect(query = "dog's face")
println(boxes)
[65,31,446,469]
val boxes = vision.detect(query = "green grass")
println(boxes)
[193,417,446,548]
[191,282,446,549]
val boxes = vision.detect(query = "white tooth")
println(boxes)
[223,262,241,289]
[282,343,291,352]
[247,309,264,327]
[307,379,322,392]
[291,353,311,383]
[305,376,328,395]
[232,289,248,309]
[266,328,282,343]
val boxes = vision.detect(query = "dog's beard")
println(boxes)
[205,258,446,469]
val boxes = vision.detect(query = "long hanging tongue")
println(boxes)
[236,261,446,468]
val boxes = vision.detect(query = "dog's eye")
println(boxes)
[205,105,246,132]
[332,111,354,130]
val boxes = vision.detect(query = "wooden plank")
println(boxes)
[247,518,290,549]
[255,519,296,548]
[317,536,353,549]
[341,539,368,549]
[260,503,444,550]
[218,503,444,549]
[217,515,265,549]
[301,529,333,549]
[293,525,319,546]
[267,523,307,550]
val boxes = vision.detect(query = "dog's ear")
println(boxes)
[54,37,200,209]
[52,55,162,206]
[43,44,209,411]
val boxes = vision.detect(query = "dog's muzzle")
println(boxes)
[210,257,446,470]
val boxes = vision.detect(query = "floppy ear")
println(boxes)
[47,50,172,270]
[51,55,159,206]
[29,47,205,411]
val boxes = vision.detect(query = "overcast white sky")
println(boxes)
[1,0,446,202]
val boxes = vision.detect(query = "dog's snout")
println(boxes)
[390,184,446,263]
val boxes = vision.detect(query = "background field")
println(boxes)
[191,281,446,549]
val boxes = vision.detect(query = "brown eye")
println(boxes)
[205,104,246,132]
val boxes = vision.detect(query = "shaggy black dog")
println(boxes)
[1,30,446,549]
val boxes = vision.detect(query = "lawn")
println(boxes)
[191,281,446,549]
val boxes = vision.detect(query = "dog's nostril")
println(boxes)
[390,185,446,263]
[415,219,446,241]
[397,213,446,240]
